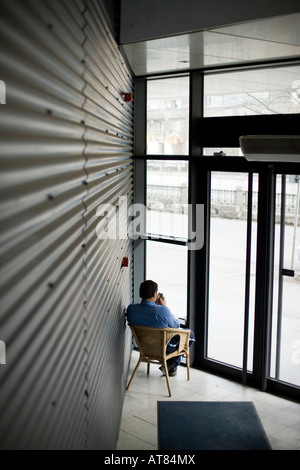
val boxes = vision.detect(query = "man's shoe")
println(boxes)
[159,365,177,376]
[168,367,177,377]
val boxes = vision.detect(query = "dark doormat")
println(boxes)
[157,401,272,450]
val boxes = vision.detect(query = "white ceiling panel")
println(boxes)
[121,13,300,75]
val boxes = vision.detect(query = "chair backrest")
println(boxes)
[129,325,190,361]
[130,325,165,360]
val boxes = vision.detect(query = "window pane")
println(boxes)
[146,241,188,321]
[147,76,189,155]
[146,160,188,239]
[204,66,300,117]
[203,148,243,157]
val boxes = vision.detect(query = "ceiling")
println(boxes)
[121,13,300,76]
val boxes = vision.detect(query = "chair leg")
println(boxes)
[163,360,172,397]
[147,363,150,375]
[186,353,190,381]
[126,357,141,390]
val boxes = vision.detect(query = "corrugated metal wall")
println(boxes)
[0,0,134,450]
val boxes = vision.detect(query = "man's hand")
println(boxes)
[157,293,166,306]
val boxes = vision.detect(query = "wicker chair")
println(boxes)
[126,325,191,397]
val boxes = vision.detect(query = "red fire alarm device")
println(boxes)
[122,257,129,267]
[121,93,133,103]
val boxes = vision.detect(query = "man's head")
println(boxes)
[139,280,158,300]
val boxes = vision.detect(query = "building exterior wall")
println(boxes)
[0,0,134,450]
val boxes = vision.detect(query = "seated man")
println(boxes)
[127,280,195,377]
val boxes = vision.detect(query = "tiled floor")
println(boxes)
[116,350,300,450]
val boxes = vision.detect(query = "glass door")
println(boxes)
[207,171,257,375]
[270,174,300,387]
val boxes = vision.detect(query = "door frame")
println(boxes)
[191,159,300,401]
